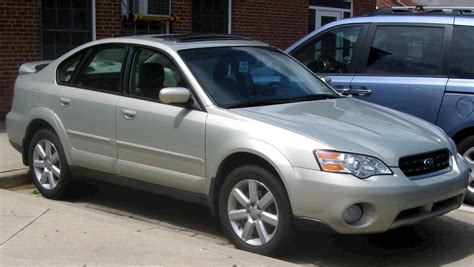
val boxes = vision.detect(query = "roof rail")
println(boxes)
[363,5,474,16]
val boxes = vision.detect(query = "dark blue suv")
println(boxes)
[287,6,474,204]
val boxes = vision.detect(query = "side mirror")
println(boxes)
[159,87,191,104]
[320,76,332,84]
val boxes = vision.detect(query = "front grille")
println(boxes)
[399,149,450,177]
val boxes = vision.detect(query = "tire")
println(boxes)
[218,165,294,255]
[457,136,474,205]
[28,129,71,199]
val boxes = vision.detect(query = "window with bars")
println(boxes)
[41,0,92,60]
[192,0,229,34]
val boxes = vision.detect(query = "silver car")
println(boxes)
[6,35,470,255]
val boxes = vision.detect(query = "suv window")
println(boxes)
[75,47,126,92]
[292,26,362,74]
[57,52,85,84]
[450,26,474,79]
[128,47,188,101]
[366,26,444,76]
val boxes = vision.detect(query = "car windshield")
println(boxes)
[179,46,339,108]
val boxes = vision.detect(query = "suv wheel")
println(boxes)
[458,136,474,205]
[218,165,294,255]
[28,129,71,199]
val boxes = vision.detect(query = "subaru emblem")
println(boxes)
[423,158,435,167]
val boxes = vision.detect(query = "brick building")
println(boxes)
[377,0,418,7]
[0,0,376,119]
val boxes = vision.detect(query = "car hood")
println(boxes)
[230,98,448,167]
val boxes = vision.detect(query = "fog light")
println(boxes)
[344,204,363,224]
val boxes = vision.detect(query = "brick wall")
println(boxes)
[169,0,376,49]
[0,0,122,120]
[0,0,41,120]
[377,0,418,7]
[231,0,308,49]
[95,0,122,39]
[354,0,377,16]
[171,0,192,33]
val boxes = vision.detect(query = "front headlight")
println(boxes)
[314,150,392,179]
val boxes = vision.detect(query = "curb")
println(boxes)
[459,205,474,214]
[0,169,31,189]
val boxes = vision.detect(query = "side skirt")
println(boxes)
[69,166,210,207]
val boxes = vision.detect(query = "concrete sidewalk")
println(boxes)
[0,189,295,266]
[0,121,30,188]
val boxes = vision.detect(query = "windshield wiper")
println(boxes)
[225,94,339,109]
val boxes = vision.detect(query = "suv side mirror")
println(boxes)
[159,87,191,104]
[320,76,331,84]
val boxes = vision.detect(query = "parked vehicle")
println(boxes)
[6,34,469,255]
[287,6,474,204]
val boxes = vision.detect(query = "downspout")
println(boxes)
[92,0,96,40]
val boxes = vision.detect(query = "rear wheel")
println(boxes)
[218,165,294,255]
[28,129,71,199]
[457,136,474,205]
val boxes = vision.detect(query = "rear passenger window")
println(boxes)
[292,26,362,74]
[366,26,444,76]
[57,53,84,84]
[75,47,126,92]
[450,26,474,79]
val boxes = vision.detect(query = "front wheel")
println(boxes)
[457,136,474,205]
[218,165,294,255]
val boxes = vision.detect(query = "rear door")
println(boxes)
[289,23,368,91]
[437,18,474,137]
[350,22,450,123]
[54,45,127,173]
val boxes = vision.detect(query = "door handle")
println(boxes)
[350,88,372,96]
[335,88,352,96]
[59,97,71,106]
[122,109,137,120]
[335,88,372,97]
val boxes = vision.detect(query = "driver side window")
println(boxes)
[292,26,361,74]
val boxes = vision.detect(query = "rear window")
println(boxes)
[57,52,85,84]
[74,47,126,93]
[366,26,444,76]
[450,26,474,79]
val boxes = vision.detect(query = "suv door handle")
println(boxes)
[335,88,351,95]
[122,109,137,120]
[59,97,71,106]
[350,88,372,96]
[336,88,372,97]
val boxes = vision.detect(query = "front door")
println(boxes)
[115,47,207,194]
[290,24,368,92]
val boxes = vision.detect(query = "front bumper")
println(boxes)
[285,154,469,234]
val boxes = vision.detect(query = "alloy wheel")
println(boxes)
[463,147,474,194]
[227,179,279,246]
[32,139,61,190]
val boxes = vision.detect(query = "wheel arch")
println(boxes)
[22,118,57,165]
[208,142,294,217]
[452,126,474,146]
[22,111,72,167]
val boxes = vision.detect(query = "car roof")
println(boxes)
[89,34,269,52]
